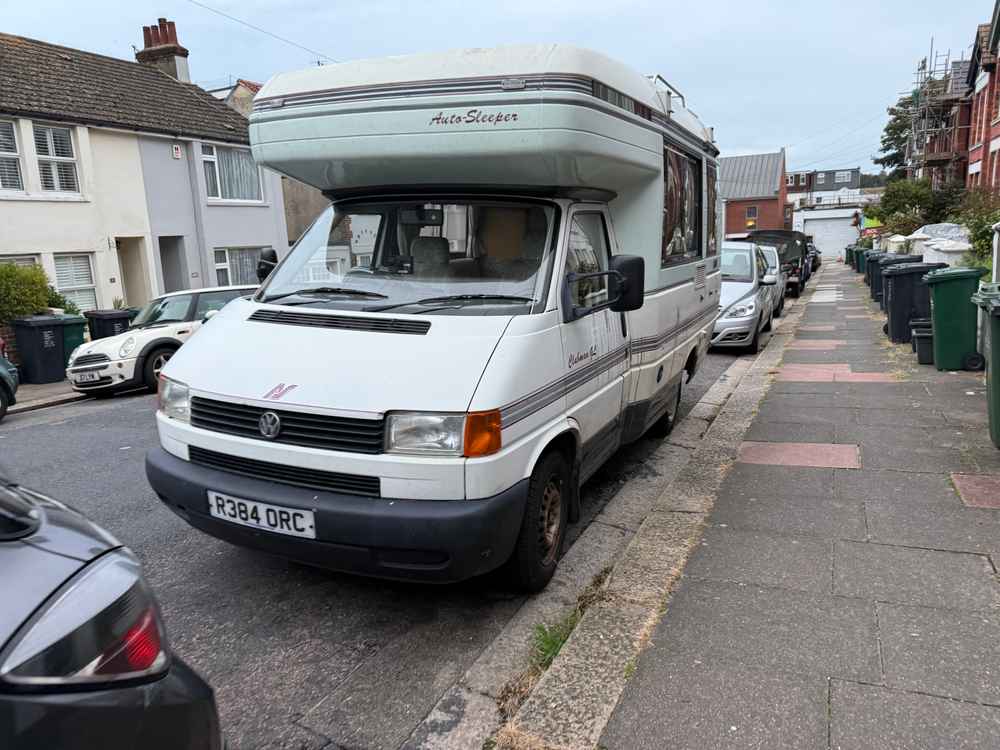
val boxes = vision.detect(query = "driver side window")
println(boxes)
[566,213,610,309]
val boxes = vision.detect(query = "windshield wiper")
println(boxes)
[367,294,534,312]
[262,287,388,303]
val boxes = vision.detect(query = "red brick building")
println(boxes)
[719,150,788,237]
[966,22,998,188]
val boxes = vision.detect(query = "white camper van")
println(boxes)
[147,45,721,591]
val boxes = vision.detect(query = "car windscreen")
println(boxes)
[721,247,754,283]
[258,200,560,316]
[130,294,194,327]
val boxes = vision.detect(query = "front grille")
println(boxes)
[73,353,111,367]
[250,309,430,335]
[189,446,380,497]
[190,397,385,454]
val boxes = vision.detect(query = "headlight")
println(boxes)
[724,301,756,319]
[157,376,190,423]
[118,337,137,358]
[0,549,169,688]
[385,410,502,457]
[386,413,465,455]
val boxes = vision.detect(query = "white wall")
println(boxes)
[0,119,154,309]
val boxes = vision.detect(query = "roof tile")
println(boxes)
[719,151,784,200]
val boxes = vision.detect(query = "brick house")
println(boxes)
[719,150,788,237]
[921,60,972,188]
[967,21,999,188]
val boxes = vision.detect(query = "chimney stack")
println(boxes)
[135,17,190,83]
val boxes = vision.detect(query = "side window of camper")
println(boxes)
[565,212,610,309]
[706,164,719,257]
[661,147,703,268]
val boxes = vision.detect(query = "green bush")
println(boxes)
[0,264,51,323]
[949,189,1000,263]
[46,285,81,315]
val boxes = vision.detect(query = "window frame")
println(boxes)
[564,210,614,315]
[834,170,852,184]
[33,123,80,194]
[214,246,271,286]
[0,119,24,192]
[816,172,826,185]
[53,253,97,310]
[202,142,263,203]
[0,254,39,267]
[745,206,759,219]
[661,144,705,269]
[785,174,795,186]
[799,173,807,186]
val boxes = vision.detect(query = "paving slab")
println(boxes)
[756,403,857,426]
[830,680,1000,750]
[603,656,828,750]
[861,445,980,474]
[952,473,1000,509]
[721,463,835,500]
[712,494,866,540]
[833,540,998,610]
[685,527,832,593]
[878,602,1000,704]
[651,580,880,682]
[744,420,837,443]
[739,441,861,469]
[835,423,975,451]
[835,469,958,505]
[866,499,1000,554]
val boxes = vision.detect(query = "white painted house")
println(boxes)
[0,19,288,311]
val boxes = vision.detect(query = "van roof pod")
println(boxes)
[250,44,718,197]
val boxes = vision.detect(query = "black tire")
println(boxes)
[143,347,176,391]
[648,376,683,438]
[790,284,800,299]
[746,322,762,354]
[0,386,9,423]
[963,352,986,372]
[763,311,773,333]
[505,450,570,593]
[774,298,783,319]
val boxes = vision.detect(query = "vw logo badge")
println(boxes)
[258,411,282,440]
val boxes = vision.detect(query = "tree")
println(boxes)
[860,172,888,188]
[867,178,933,222]
[874,97,912,180]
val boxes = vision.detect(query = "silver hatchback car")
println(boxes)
[711,242,777,353]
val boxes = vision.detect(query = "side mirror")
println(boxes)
[256,248,279,283]
[202,309,218,322]
[610,255,644,312]
[761,274,777,286]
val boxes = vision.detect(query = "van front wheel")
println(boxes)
[505,450,570,593]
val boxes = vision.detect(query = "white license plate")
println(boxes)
[207,491,316,539]
[74,372,100,383]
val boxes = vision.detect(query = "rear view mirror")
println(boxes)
[257,248,279,283]
[202,310,218,322]
[762,274,777,286]
[610,255,644,312]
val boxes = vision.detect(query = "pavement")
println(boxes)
[0,346,737,749]
[8,377,87,414]
[595,261,1000,749]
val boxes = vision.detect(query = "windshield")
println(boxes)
[259,200,559,315]
[131,294,193,327]
[721,246,754,283]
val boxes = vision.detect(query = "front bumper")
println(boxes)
[146,447,528,583]
[66,357,141,393]
[0,656,222,750]
[711,314,758,348]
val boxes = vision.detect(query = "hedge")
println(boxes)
[0,264,51,324]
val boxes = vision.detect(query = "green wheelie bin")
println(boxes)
[56,313,87,368]
[972,284,1000,448]
[923,267,988,371]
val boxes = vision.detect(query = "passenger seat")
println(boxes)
[410,237,451,278]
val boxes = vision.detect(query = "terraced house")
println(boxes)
[0,19,288,310]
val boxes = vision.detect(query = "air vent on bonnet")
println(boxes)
[249,309,430,335]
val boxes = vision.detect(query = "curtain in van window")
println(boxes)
[706,164,719,256]
[662,148,703,267]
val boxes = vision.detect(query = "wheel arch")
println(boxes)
[523,420,582,522]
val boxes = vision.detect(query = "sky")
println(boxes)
[4,0,993,172]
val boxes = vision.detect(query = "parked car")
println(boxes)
[712,242,776,353]
[0,468,222,750]
[66,285,255,396]
[0,337,18,423]
[759,245,786,318]
[748,229,809,297]
[808,242,822,268]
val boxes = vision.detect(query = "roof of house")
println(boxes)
[237,79,262,94]
[719,150,785,200]
[0,33,249,144]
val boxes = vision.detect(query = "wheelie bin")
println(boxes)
[84,309,134,340]
[884,262,947,344]
[923,267,988,371]
[12,315,68,384]
[845,246,856,269]
[867,253,893,300]
[972,284,1000,448]
[863,251,886,288]
[876,255,925,310]
[56,314,87,368]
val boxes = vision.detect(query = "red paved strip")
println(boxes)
[951,473,1000,508]
[738,441,862,469]
[775,364,896,383]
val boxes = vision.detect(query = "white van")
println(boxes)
[147,45,721,590]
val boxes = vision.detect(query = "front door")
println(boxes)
[560,208,627,479]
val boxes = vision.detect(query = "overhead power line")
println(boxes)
[184,0,339,63]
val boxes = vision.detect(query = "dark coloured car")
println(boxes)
[0,337,17,423]
[0,470,222,750]
[748,229,809,297]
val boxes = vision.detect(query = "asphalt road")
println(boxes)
[0,350,736,750]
